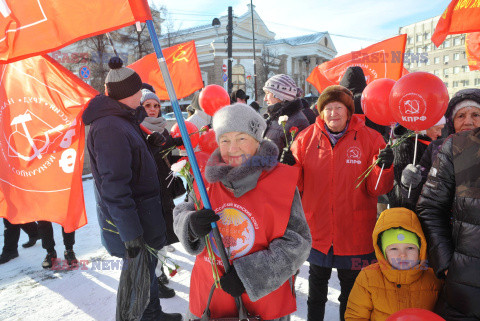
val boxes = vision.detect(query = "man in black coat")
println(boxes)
[82,57,181,321]
[417,127,480,321]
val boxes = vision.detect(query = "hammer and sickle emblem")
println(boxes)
[9,113,50,161]
[172,45,189,64]
[404,100,420,114]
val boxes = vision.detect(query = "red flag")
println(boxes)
[0,55,98,232]
[0,0,151,63]
[307,35,406,92]
[466,32,480,71]
[432,0,480,47]
[128,41,203,100]
[402,67,410,76]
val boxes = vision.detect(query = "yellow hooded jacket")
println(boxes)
[344,208,442,321]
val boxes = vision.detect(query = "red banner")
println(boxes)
[0,0,151,63]
[0,55,98,232]
[128,40,204,100]
[466,32,480,71]
[307,35,406,93]
[432,0,480,47]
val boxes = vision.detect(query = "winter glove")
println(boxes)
[377,145,394,168]
[146,131,166,147]
[401,164,422,188]
[124,236,144,259]
[189,208,220,238]
[280,148,296,166]
[173,137,184,147]
[220,266,245,297]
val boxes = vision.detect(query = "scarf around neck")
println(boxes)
[325,121,349,146]
[141,116,167,133]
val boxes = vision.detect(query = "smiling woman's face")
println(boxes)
[323,101,349,132]
[218,132,259,167]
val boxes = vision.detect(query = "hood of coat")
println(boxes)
[372,207,428,285]
[339,66,367,96]
[267,98,303,119]
[82,94,146,125]
[444,88,480,135]
[205,139,278,197]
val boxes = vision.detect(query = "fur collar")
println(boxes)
[205,140,279,197]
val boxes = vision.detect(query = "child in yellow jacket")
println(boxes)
[344,207,442,321]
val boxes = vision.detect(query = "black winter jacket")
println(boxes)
[83,95,166,257]
[417,128,480,320]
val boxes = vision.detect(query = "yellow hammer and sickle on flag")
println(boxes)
[172,45,189,64]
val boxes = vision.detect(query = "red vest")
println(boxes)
[190,164,299,320]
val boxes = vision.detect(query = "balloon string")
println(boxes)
[407,133,419,198]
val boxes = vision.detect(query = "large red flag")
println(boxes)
[0,0,151,63]
[307,35,406,93]
[128,41,203,100]
[432,0,480,47]
[466,32,480,71]
[0,55,98,232]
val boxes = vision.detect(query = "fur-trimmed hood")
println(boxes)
[445,88,480,135]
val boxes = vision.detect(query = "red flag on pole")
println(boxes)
[0,0,151,63]
[307,35,406,93]
[0,55,98,232]
[466,32,480,71]
[128,40,204,100]
[431,0,480,47]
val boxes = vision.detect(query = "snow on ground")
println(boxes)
[0,178,342,320]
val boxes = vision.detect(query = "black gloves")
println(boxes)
[377,145,394,168]
[146,132,166,147]
[189,209,220,238]
[173,136,184,147]
[220,266,245,297]
[401,164,422,188]
[124,236,144,259]
[280,148,296,166]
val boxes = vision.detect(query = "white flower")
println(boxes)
[278,115,289,125]
[171,159,187,173]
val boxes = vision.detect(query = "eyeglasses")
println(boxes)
[144,103,161,109]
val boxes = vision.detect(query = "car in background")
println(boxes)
[164,112,188,120]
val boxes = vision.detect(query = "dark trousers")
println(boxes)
[139,255,163,321]
[37,221,75,252]
[307,264,360,321]
[2,219,38,254]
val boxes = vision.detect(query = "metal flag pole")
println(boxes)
[144,18,235,281]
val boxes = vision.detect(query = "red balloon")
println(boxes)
[170,120,199,150]
[386,308,445,321]
[361,78,396,126]
[389,72,449,131]
[199,84,231,116]
[198,129,218,154]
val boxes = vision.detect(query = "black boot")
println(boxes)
[158,312,183,321]
[42,250,57,269]
[22,235,38,248]
[158,281,175,299]
[64,249,78,266]
[0,251,19,264]
[158,266,169,285]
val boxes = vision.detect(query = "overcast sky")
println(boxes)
[149,0,450,55]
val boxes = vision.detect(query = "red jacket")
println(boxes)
[291,115,393,256]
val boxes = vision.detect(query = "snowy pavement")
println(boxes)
[0,178,342,320]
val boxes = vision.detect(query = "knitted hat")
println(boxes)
[105,57,142,101]
[212,103,267,142]
[434,116,446,126]
[451,99,480,120]
[381,228,420,258]
[316,85,355,116]
[140,89,161,105]
[263,74,299,102]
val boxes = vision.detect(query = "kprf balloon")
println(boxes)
[198,129,218,154]
[361,78,396,126]
[389,72,449,131]
[199,84,230,116]
[386,308,445,321]
[170,121,199,150]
